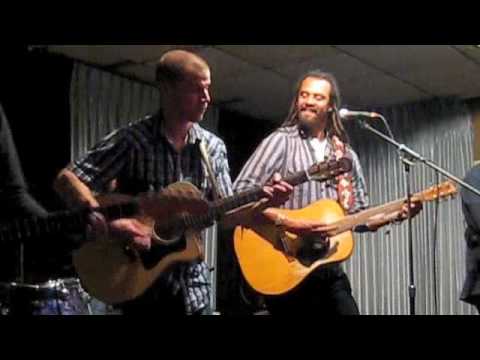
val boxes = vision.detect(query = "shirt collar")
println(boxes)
[154,112,204,146]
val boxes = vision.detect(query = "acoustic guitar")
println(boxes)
[234,181,457,296]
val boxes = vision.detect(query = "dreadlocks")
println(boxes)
[282,70,350,144]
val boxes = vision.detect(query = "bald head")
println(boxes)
[155,50,210,88]
[156,50,212,123]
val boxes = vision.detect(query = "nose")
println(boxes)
[202,88,211,104]
[305,95,316,106]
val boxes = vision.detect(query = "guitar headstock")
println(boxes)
[413,181,458,202]
[309,158,353,182]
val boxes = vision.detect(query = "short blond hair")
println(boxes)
[155,50,210,87]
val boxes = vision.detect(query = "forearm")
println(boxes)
[1,186,48,218]
[359,211,403,233]
[16,192,48,218]
[53,169,99,209]
[221,201,284,229]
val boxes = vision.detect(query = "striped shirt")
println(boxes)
[234,126,369,279]
[70,113,233,315]
[234,126,369,213]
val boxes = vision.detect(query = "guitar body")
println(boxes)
[73,182,206,305]
[234,199,354,296]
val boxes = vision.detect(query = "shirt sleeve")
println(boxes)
[0,105,47,218]
[212,140,234,198]
[233,132,286,193]
[461,166,480,233]
[348,146,370,214]
[69,128,131,193]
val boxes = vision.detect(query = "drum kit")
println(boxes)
[0,218,123,315]
[0,278,120,315]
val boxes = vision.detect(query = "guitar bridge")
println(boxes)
[278,231,296,262]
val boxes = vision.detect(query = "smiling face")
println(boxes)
[296,76,333,132]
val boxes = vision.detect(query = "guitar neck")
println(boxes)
[333,199,406,235]
[212,169,318,217]
[172,170,313,231]
[331,181,455,235]
[0,201,138,246]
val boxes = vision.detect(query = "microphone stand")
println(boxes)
[357,117,480,315]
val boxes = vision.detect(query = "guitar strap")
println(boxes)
[199,141,223,201]
[331,136,355,213]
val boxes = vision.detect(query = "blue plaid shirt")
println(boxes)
[70,113,233,315]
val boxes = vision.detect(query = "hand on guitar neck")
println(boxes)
[264,199,423,237]
[262,173,294,208]
[364,200,423,232]
[223,172,295,229]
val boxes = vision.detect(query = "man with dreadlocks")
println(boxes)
[231,70,422,315]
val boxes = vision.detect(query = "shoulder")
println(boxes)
[274,126,299,138]
[465,165,480,181]
[194,124,225,144]
[196,125,226,148]
[0,104,12,137]
[462,165,480,201]
[125,113,156,135]
[342,144,365,175]
[261,126,298,145]
[107,114,157,145]
[345,144,360,159]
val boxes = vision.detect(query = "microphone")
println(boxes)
[339,108,381,119]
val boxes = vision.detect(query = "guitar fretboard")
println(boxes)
[333,199,406,235]
[331,185,454,236]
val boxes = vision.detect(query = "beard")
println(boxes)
[299,112,318,126]
[297,109,329,136]
[299,109,322,125]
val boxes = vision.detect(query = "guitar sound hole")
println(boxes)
[296,235,331,267]
[123,246,137,263]
[153,222,183,245]
[140,236,187,270]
